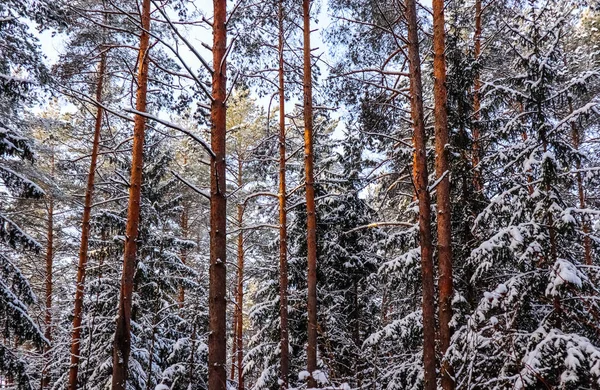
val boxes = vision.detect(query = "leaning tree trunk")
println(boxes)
[67,47,107,390]
[209,0,228,389]
[432,1,454,389]
[111,0,151,387]
[405,0,437,389]
[302,0,318,387]
[277,0,290,386]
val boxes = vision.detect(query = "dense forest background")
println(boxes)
[1,0,600,389]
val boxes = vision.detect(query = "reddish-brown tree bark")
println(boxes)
[41,160,54,389]
[278,0,290,386]
[472,0,483,192]
[432,1,454,389]
[111,0,151,386]
[209,1,228,389]
[235,159,244,390]
[302,0,318,387]
[405,0,437,389]
[67,47,107,390]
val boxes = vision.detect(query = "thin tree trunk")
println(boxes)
[405,0,437,389]
[566,93,592,265]
[432,1,454,389]
[179,205,188,308]
[302,0,318,387]
[41,155,54,389]
[145,310,158,390]
[230,293,237,381]
[209,0,228,389]
[472,0,483,192]
[111,0,151,386]
[277,0,290,386]
[236,158,244,390]
[67,47,107,390]
[188,323,197,386]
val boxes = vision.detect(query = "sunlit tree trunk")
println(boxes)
[111,0,151,386]
[302,0,318,387]
[405,0,436,388]
[67,47,107,390]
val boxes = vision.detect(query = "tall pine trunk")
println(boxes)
[236,159,244,390]
[472,0,483,192]
[67,48,107,390]
[405,0,437,388]
[41,155,54,389]
[111,0,151,386]
[209,0,228,389]
[278,0,290,386]
[302,0,318,387]
[432,1,454,389]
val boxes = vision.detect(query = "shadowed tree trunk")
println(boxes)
[302,0,318,387]
[209,0,228,389]
[278,0,290,386]
[236,158,244,390]
[405,0,437,389]
[41,154,54,389]
[566,90,592,265]
[111,0,151,386]
[179,204,188,307]
[67,47,107,390]
[432,1,454,389]
[472,0,483,192]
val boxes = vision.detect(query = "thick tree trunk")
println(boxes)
[209,1,228,389]
[302,0,318,387]
[41,172,54,389]
[111,0,151,387]
[277,0,290,387]
[405,0,437,389]
[67,48,107,390]
[432,1,454,389]
[236,159,244,390]
[472,0,483,192]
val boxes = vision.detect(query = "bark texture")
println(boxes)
[278,0,290,385]
[236,159,244,390]
[209,1,228,389]
[111,0,151,386]
[302,0,318,387]
[432,1,454,389]
[472,0,483,192]
[405,0,437,388]
[67,48,107,390]
[41,176,54,389]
